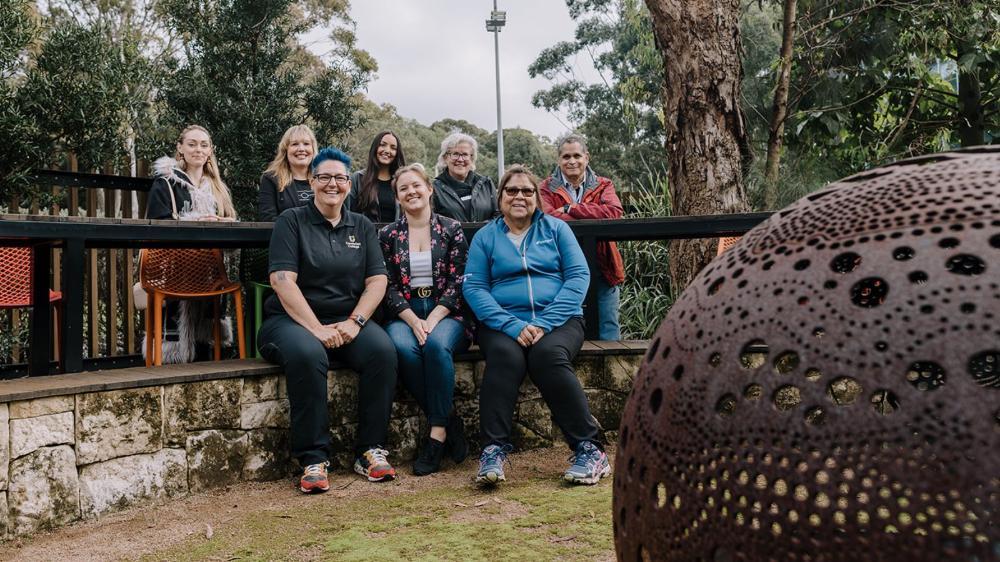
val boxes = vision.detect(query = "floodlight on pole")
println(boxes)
[486,1,506,180]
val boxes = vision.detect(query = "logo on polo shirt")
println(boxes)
[346,234,361,249]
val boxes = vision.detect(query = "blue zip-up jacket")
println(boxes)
[463,210,590,340]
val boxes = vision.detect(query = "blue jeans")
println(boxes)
[385,296,470,427]
[596,276,621,341]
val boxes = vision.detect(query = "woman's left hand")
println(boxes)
[333,320,361,343]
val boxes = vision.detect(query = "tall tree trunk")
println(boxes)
[644,0,752,290]
[957,41,985,147]
[764,0,798,209]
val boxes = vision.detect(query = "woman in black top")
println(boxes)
[258,147,399,492]
[432,132,499,222]
[258,125,318,221]
[349,130,405,223]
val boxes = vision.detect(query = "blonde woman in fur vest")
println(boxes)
[143,125,237,363]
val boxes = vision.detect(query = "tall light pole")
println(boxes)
[486,1,506,179]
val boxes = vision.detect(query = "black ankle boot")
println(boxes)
[444,414,469,464]
[413,437,446,476]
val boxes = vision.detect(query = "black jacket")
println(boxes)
[146,158,193,220]
[349,170,399,223]
[432,171,499,222]
[257,172,312,222]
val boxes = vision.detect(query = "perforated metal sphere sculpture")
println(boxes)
[613,148,1000,562]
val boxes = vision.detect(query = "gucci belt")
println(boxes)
[414,286,433,299]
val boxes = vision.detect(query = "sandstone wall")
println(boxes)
[0,352,640,538]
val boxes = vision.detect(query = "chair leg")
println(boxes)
[145,305,153,368]
[53,302,62,366]
[213,297,221,361]
[153,294,163,366]
[234,289,246,359]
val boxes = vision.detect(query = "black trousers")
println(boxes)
[258,314,398,465]
[477,316,600,450]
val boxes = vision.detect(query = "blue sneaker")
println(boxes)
[475,444,512,486]
[564,441,610,485]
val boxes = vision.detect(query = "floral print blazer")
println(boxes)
[378,213,472,333]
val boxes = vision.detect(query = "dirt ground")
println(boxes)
[0,446,617,562]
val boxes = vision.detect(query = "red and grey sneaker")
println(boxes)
[353,447,396,482]
[299,462,330,494]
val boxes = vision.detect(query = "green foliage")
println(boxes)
[618,173,674,339]
[0,0,43,205]
[157,0,373,218]
[530,0,667,189]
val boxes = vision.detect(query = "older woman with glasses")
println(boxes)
[431,132,498,222]
[258,147,399,494]
[463,164,609,488]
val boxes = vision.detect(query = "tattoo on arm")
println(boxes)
[275,271,287,281]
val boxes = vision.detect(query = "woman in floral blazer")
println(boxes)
[379,163,471,476]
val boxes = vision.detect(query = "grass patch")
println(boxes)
[141,476,613,561]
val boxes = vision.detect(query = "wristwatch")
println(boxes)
[562,204,572,214]
[350,313,367,328]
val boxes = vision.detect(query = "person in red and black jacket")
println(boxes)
[539,133,625,340]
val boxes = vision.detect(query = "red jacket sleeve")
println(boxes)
[540,179,574,221]
[567,179,624,220]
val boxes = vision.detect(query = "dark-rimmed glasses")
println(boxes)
[503,187,536,198]
[313,174,350,186]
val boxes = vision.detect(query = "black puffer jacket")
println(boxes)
[432,171,499,222]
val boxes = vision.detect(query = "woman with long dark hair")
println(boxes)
[349,130,406,223]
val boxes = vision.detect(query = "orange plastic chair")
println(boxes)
[0,247,63,362]
[716,236,741,256]
[140,249,246,366]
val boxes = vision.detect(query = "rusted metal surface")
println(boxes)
[614,147,1000,561]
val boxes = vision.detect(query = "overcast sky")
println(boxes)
[338,1,599,140]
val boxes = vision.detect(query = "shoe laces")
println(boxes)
[568,442,603,469]
[304,462,328,476]
[365,447,390,466]
[480,444,513,467]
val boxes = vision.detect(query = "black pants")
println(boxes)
[258,314,398,465]
[478,316,600,450]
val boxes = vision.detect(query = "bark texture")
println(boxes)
[644,0,752,291]
[764,0,798,208]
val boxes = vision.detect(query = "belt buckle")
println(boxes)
[416,286,432,299]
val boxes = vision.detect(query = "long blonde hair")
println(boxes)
[264,124,318,193]
[174,125,236,219]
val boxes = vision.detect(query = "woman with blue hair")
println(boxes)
[257,147,399,493]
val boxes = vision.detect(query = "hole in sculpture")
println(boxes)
[892,247,915,261]
[906,361,946,391]
[967,350,1000,388]
[716,394,737,417]
[709,352,722,367]
[990,233,1000,249]
[709,278,725,295]
[805,406,827,426]
[945,254,986,276]
[938,237,960,249]
[804,368,822,382]
[827,377,863,405]
[870,389,900,415]
[773,385,802,411]
[650,388,663,414]
[656,482,668,509]
[908,271,929,284]
[774,351,800,374]
[744,383,763,400]
[794,259,811,271]
[740,340,768,370]
[851,277,889,308]
[830,252,862,274]
[673,365,685,381]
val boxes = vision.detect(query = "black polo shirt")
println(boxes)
[264,203,387,323]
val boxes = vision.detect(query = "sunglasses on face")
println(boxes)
[313,174,351,186]
[503,187,536,198]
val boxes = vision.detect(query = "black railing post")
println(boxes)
[578,235,600,339]
[29,243,52,375]
[61,238,85,373]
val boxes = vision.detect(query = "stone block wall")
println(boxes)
[0,351,641,538]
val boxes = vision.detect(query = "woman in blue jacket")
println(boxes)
[463,164,609,487]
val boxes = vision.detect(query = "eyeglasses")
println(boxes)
[447,152,473,161]
[503,187,536,198]
[313,174,351,186]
